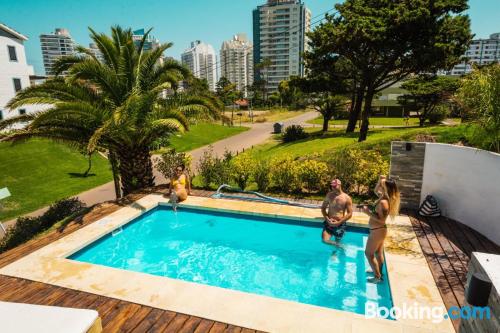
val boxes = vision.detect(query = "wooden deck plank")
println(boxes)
[130,308,166,333]
[102,302,142,331]
[161,313,190,332]
[224,325,242,333]
[177,316,203,333]
[112,306,153,332]
[193,319,215,333]
[209,322,228,333]
[145,310,177,332]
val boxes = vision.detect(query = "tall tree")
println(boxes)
[3,26,220,197]
[310,0,472,141]
[457,64,500,152]
[399,75,459,127]
[290,76,348,132]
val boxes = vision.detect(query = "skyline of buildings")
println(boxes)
[181,40,218,92]
[252,0,311,92]
[39,28,75,76]
[220,33,254,97]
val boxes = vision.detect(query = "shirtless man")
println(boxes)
[321,179,353,245]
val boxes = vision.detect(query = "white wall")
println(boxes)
[421,144,500,245]
[0,30,38,121]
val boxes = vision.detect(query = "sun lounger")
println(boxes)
[0,301,102,333]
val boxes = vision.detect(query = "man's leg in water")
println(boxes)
[322,228,343,247]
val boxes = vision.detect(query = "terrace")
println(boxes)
[1,173,499,332]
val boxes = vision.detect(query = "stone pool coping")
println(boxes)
[0,194,454,333]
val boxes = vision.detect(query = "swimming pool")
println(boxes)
[69,206,393,315]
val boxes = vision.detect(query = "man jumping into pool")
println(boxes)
[321,179,353,246]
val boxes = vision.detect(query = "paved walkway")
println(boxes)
[1,111,318,232]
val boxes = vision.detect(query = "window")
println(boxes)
[13,78,22,92]
[8,45,18,61]
[19,109,26,115]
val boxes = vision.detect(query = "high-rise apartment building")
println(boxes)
[39,28,75,76]
[253,0,311,92]
[444,33,500,76]
[220,34,253,96]
[181,41,217,91]
[132,28,160,51]
[88,43,105,63]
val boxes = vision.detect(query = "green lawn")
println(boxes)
[307,116,421,126]
[165,122,249,152]
[248,125,469,161]
[0,139,113,221]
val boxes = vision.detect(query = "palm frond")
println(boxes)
[0,113,38,130]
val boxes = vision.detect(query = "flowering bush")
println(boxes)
[253,159,271,192]
[296,159,329,192]
[270,157,300,193]
[155,149,192,179]
[230,153,254,190]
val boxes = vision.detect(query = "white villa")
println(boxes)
[0,23,39,122]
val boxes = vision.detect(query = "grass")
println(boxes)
[307,116,462,127]
[0,139,112,221]
[247,124,470,161]
[307,117,421,126]
[165,122,249,152]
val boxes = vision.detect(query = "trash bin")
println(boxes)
[273,122,284,134]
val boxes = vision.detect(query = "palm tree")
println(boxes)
[3,26,220,197]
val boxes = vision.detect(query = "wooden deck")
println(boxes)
[408,212,500,331]
[1,187,498,332]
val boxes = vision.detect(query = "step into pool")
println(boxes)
[69,206,393,315]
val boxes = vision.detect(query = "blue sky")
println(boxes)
[1,0,498,75]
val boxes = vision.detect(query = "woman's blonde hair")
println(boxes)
[383,179,400,219]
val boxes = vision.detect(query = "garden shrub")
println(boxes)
[230,154,254,190]
[40,197,86,230]
[0,198,86,254]
[156,149,192,179]
[196,146,232,188]
[327,148,388,195]
[428,104,449,124]
[270,157,299,193]
[282,125,307,143]
[253,160,271,192]
[296,159,329,193]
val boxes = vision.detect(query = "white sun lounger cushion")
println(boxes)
[0,301,99,333]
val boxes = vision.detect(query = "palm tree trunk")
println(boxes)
[117,147,155,196]
[108,151,122,199]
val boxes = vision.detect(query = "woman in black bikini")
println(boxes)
[362,175,400,283]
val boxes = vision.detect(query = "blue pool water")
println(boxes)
[70,206,393,315]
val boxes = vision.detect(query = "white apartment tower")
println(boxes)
[445,33,500,76]
[0,23,38,121]
[220,34,254,97]
[88,43,105,63]
[40,28,75,76]
[181,41,217,91]
[253,0,311,92]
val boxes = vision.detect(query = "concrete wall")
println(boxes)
[389,142,426,209]
[421,144,500,245]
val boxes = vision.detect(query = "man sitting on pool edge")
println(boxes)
[321,179,353,246]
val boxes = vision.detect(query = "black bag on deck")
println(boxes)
[419,195,441,217]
